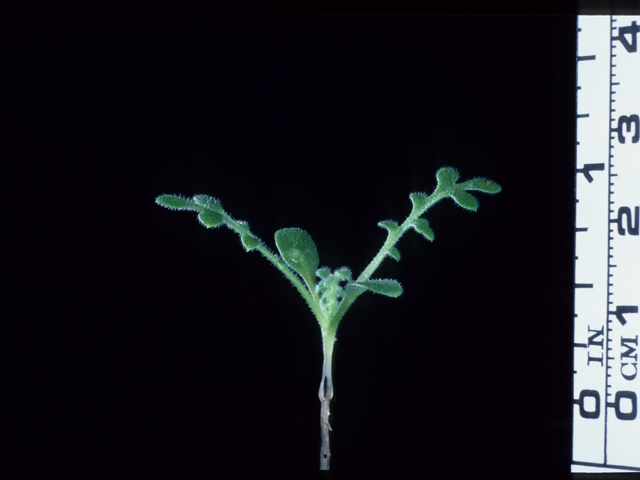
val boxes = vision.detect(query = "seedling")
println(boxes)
[155,167,501,470]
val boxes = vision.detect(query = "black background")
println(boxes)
[4,14,579,471]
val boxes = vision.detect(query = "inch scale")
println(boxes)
[573,16,640,473]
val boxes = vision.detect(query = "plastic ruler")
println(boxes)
[573,15,640,473]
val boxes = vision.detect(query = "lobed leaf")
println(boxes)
[334,267,352,282]
[378,220,400,235]
[434,169,501,212]
[350,279,403,298]
[193,194,225,213]
[241,234,260,251]
[388,246,401,261]
[198,210,224,228]
[316,267,331,280]
[436,167,460,191]
[156,194,200,211]
[459,178,502,194]
[451,191,479,211]
[409,192,429,212]
[275,228,320,292]
[411,218,434,241]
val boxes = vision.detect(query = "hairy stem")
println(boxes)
[318,332,335,470]
[357,191,445,283]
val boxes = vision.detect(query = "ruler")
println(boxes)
[573,15,640,473]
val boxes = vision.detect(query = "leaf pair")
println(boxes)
[275,228,403,304]
[156,194,261,252]
[405,168,501,243]
[156,194,225,226]
[434,167,501,212]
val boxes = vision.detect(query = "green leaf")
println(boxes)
[409,192,429,212]
[412,218,434,241]
[436,167,460,191]
[241,234,260,251]
[378,221,401,261]
[193,194,225,213]
[459,178,502,194]
[333,267,352,282]
[274,228,320,292]
[451,190,479,211]
[155,194,200,211]
[378,220,400,235]
[350,279,403,298]
[316,267,331,280]
[198,210,224,228]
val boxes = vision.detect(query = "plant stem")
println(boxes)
[318,332,335,470]
[357,191,445,283]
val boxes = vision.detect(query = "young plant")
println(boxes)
[155,167,501,470]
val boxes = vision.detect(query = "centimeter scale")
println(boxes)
[573,16,640,473]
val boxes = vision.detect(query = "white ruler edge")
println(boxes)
[573,15,640,473]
